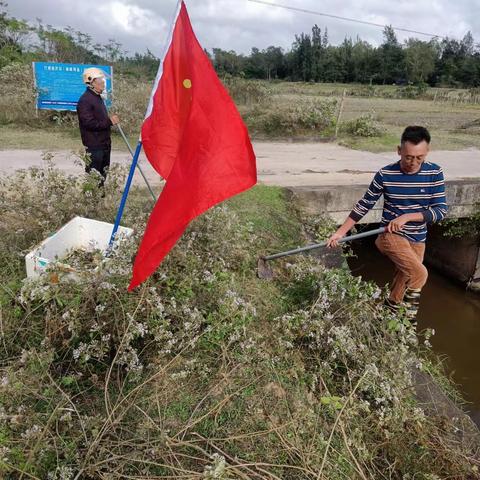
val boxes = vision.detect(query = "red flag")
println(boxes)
[128,1,257,290]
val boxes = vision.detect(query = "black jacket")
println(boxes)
[76,88,112,149]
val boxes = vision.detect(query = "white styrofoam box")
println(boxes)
[25,216,133,278]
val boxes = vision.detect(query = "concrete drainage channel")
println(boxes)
[288,182,480,293]
[288,185,480,430]
[424,225,480,293]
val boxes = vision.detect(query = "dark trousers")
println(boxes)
[85,146,111,186]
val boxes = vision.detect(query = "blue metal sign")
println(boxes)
[32,62,113,111]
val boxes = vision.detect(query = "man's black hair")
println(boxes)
[401,126,431,145]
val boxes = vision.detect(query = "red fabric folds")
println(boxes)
[129,1,256,290]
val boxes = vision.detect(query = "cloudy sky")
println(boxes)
[7,0,480,56]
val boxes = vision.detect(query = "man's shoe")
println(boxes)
[404,287,422,320]
[384,298,402,313]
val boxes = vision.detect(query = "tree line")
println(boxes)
[212,26,480,87]
[2,1,480,87]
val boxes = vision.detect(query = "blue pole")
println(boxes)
[108,140,143,248]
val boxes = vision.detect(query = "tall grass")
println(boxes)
[0,159,479,478]
[2,64,479,147]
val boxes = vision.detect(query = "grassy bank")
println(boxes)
[2,64,480,153]
[0,159,479,478]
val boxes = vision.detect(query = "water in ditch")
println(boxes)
[347,236,480,425]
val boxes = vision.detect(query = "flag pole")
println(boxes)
[108,140,143,247]
[116,124,156,202]
[108,0,182,249]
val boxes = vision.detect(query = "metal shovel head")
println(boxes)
[257,256,274,280]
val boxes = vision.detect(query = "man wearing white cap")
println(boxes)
[77,67,119,185]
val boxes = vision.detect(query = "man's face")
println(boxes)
[91,77,106,93]
[397,140,429,174]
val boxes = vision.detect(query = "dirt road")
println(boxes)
[1,142,479,187]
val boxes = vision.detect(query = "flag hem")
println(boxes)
[127,178,256,291]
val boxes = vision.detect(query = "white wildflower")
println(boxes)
[203,453,227,479]
[202,270,215,283]
[95,304,106,314]
[22,424,41,439]
[99,281,116,291]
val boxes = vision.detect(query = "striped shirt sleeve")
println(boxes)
[422,167,448,223]
[349,170,384,222]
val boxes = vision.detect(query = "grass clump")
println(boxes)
[2,67,480,151]
[0,63,39,127]
[441,204,480,238]
[341,113,385,138]
[223,76,271,106]
[245,98,338,138]
[0,157,479,479]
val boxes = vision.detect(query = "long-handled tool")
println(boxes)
[257,227,386,279]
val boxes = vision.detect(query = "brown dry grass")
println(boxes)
[1,66,480,152]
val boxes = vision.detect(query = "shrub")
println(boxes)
[109,75,150,135]
[246,98,338,137]
[341,113,385,137]
[223,76,271,105]
[441,205,480,237]
[398,83,429,99]
[0,63,37,126]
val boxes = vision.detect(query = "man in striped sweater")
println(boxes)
[327,126,448,319]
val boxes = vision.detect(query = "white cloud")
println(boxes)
[96,2,163,36]
[6,0,480,56]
